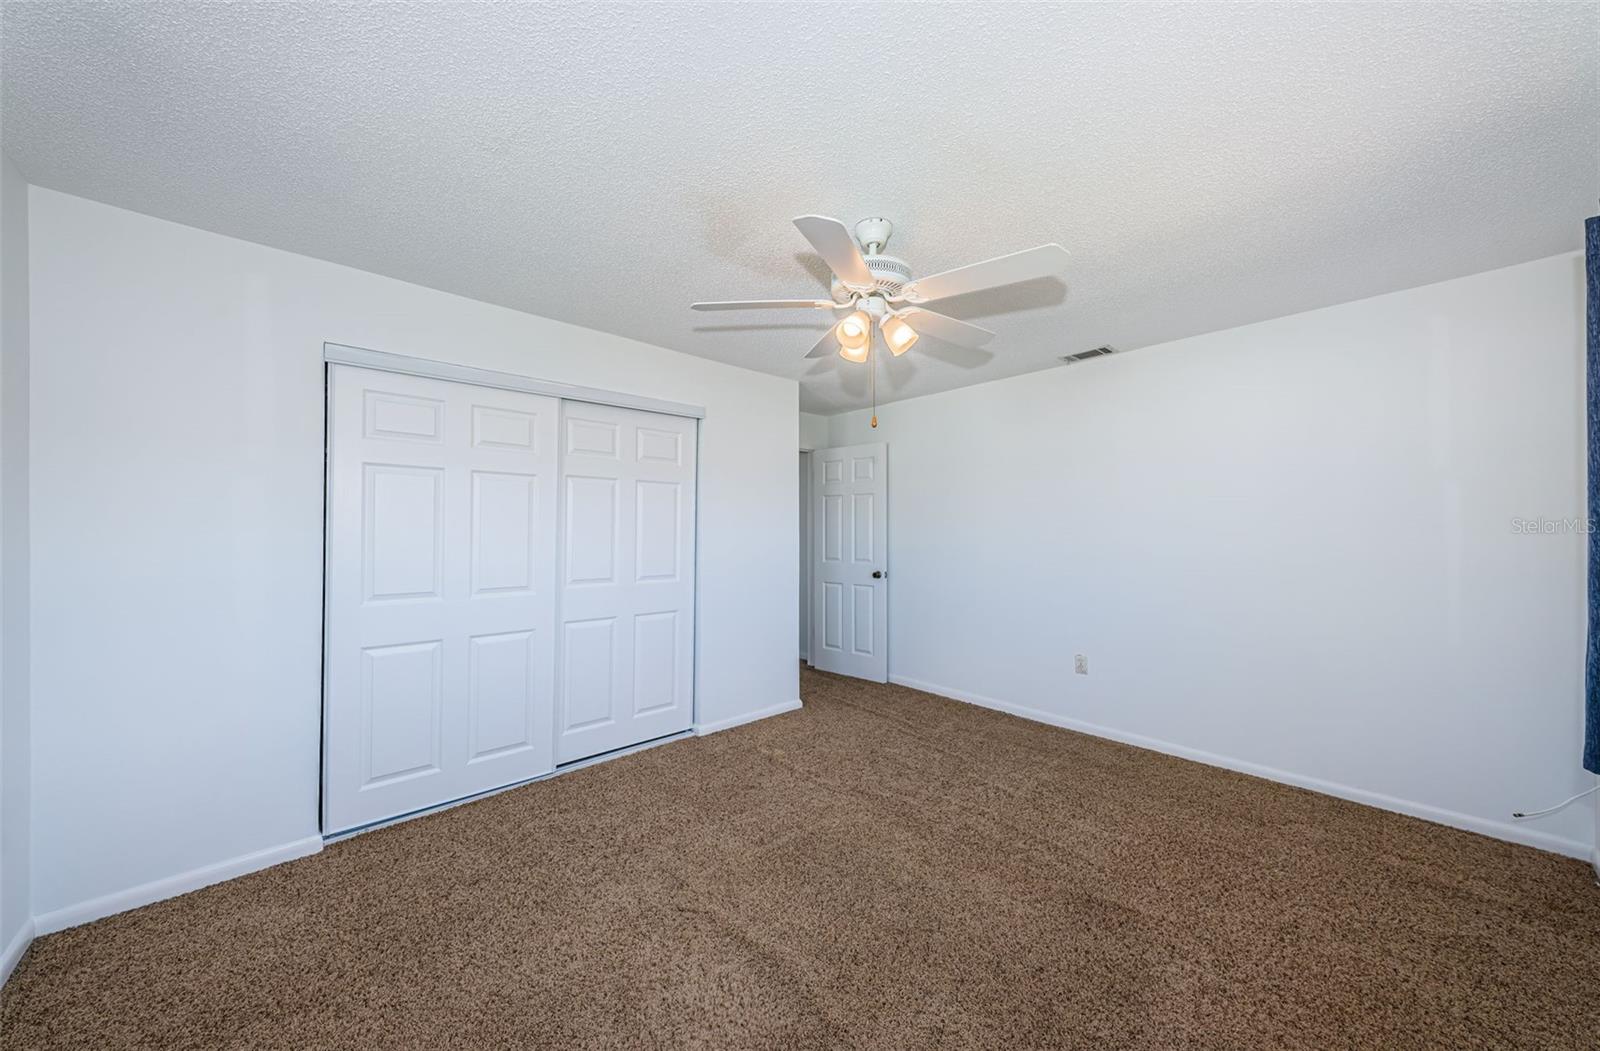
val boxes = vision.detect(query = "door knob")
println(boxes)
[871,570,885,579]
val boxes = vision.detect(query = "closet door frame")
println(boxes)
[320,343,704,835]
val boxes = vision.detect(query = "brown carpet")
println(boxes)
[5,668,1600,1049]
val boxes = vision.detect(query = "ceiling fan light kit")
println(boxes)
[691,214,1069,424]
[881,313,918,356]
[835,310,871,356]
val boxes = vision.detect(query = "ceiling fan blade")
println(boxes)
[691,299,835,311]
[792,215,876,290]
[803,330,837,359]
[899,308,995,349]
[900,244,1069,303]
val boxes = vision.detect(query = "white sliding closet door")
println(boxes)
[557,403,697,763]
[324,365,559,833]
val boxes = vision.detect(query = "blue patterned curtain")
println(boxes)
[1585,214,1599,774]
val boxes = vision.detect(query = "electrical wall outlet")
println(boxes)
[1074,654,1088,675]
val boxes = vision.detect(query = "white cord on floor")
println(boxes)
[1511,784,1600,820]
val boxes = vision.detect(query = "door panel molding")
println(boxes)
[324,365,561,833]
[555,402,697,763]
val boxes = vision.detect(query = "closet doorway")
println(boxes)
[322,355,698,834]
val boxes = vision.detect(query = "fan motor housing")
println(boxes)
[832,253,913,301]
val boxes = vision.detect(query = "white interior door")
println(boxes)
[811,442,888,682]
[324,365,558,833]
[556,403,697,763]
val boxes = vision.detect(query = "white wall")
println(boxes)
[0,155,32,976]
[829,252,1594,857]
[28,188,799,924]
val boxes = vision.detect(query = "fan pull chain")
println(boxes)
[870,336,878,428]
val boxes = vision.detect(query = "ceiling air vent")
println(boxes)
[1061,345,1116,364]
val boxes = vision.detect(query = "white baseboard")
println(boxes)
[890,675,1593,861]
[696,698,802,736]
[1,918,34,988]
[33,834,324,936]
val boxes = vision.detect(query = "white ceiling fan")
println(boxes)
[692,216,1068,363]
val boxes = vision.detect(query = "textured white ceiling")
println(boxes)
[4,2,1596,413]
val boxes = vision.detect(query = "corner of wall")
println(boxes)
[799,411,830,450]
[0,150,34,986]
[0,916,32,987]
